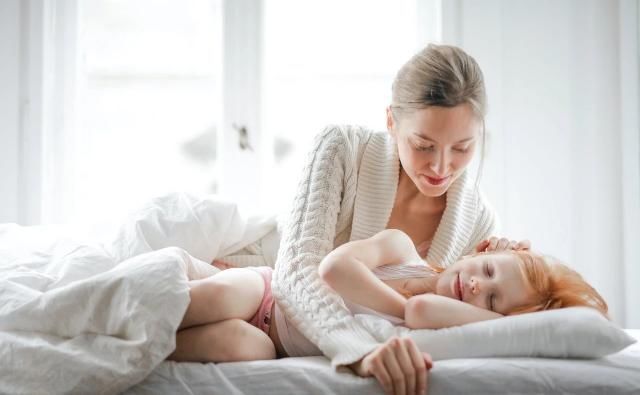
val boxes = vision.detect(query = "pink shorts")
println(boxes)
[247,266,274,335]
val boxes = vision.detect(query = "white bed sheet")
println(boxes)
[3,200,638,394]
[126,330,640,395]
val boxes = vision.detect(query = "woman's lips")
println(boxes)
[424,175,450,186]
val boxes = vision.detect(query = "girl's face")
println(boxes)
[388,104,481,197]
[435,253,536,314]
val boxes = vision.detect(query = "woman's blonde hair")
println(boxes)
[508,251,609,318]
[390,43,487,118]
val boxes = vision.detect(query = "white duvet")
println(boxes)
[0,193,276,395]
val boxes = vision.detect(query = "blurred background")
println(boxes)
[0,0,638,327]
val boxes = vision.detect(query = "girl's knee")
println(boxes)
[222,319,276,361]
[235,338,276,361]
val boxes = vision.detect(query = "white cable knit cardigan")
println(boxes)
[271,125,496,367]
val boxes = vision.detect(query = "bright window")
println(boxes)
[62,0,435,222]
[260,0,431,214]
[72,0,222,223]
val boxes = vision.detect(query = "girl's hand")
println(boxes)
[349,336,433,395]
[475,237,531,253]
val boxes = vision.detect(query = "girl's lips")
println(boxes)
[454,273,463,301]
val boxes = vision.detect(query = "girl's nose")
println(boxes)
[470,278,481,295]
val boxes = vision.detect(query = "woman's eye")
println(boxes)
[489,294,496,311]
[415,144,435,152]
[453,146,469,153]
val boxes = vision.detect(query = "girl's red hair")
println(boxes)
[509,251,609,318]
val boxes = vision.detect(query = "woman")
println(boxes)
[208,43,527,395]
[268,43,530,395]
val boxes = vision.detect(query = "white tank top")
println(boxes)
[274,261,439,357]
[372,260,439,280]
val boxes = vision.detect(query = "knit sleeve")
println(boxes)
[271,126,380,367]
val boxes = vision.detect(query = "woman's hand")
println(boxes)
[475,236,530,253]
[349,336,433,395]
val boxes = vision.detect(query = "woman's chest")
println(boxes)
[386,208,443,257]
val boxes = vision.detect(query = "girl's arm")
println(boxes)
[318,229,421,319]
[404,293,503,329]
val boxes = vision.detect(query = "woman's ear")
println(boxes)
[386,106,396,137]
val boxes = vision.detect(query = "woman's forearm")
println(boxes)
[271,127,383,367]
[405,293,503,329]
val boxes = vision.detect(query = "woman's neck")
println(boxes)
[396,168,446,213]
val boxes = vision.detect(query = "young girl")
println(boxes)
[168,229,608,363]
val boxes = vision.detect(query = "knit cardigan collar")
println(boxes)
[350,131,481,268]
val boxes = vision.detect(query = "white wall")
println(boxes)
[446,0,639,326]
[620,0,640,329]
[0,0,21,224]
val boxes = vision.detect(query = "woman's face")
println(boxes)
[388,104,481,197]
[434,252,536,314]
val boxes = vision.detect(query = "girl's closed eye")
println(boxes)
[488,294,496,311]
[484,262,493,278]
[453,146,470,153]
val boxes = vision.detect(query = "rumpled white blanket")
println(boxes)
[0,193,276,395]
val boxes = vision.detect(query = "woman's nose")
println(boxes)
[429,149,449,176]
[470,278,481,295]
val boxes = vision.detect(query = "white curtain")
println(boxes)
[445,0,640,328]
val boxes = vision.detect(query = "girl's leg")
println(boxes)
[169,318,276,362]
[179,268,264,330]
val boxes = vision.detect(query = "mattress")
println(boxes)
[125,330,640,394]
[3,217,638,394]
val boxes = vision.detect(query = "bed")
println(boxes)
[2,194,638,394]
[127,330,640,394]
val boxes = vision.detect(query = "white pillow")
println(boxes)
[356,307,635,360]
